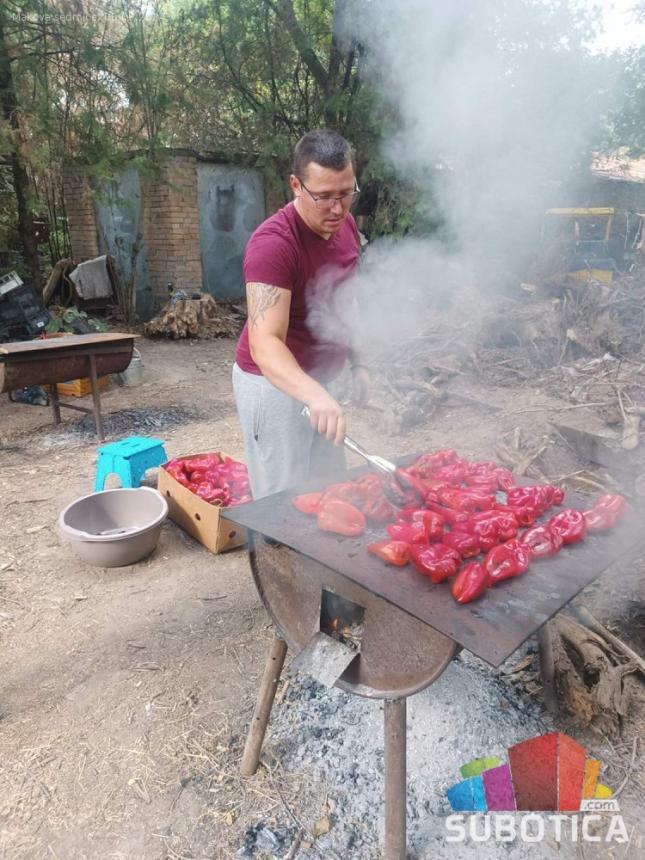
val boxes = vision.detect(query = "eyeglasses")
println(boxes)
[299,179,360,209]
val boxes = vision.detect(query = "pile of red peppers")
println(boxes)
[291,449,628,605]
[163,453,252,507]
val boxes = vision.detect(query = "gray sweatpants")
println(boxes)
[232,363,346,499]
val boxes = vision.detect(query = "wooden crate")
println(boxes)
[56,375,111,397]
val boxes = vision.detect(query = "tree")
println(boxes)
[0,3,43,288]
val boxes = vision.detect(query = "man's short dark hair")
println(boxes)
[293,129,355,179]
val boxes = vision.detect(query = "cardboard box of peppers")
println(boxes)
[291,449,627,605]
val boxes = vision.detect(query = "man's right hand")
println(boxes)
[306,390,346,445]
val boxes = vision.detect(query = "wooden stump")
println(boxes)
[548,613,640,729]
[144,293,239,339]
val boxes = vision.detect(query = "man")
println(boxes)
[233,129,369,499]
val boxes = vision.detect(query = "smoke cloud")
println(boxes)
[332,0,608,306]
[309,1,614,356]
[352,0,604,271]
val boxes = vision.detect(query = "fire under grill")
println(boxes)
[222,465,640,859]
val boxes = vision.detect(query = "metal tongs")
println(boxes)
[302,406,395,476]
[301,406,422,506]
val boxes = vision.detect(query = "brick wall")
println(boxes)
[63,167,99,260]
[141,153,203,300]
[63,150,267,313]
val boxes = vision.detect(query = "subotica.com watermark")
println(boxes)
[445,810,629,844]
[443,732,633,845]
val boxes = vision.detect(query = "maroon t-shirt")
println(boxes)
[235,202,359,381]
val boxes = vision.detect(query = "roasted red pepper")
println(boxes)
[505,538,531,573]
[432,463,469,485]
[395,505,422,521]
[551,487,565,505]
[292,492,323,515]
[354,473,383,494]
[459,488,496,510]
[410,544,461,584]
[410,449,459,477]
[452,562,488,604]
[506,485,558,515]
[317,499,366,537]
[425,501,470,527]
[501,503,539,527]
[368,540,410,566]
[463,473,498,493]
[583,506,616,533]
[319,482,366,508]
[467,461,499,474]
[548,509,587,545]
[484,543,520,584]
[494,468,515,491]
[463,517,499,552]
[412,509,445,540]
[491,512,518,541]
[381,475,419,508]
[594,494,627,519]
[520,524,563,558]
[393,468,429,504]
[362,494,397,523]
[386,521,429,544]
[471,510,518,540]
[438,487,479,513]
[443,530,480,558]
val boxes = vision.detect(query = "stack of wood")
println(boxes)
[144,292,240,339]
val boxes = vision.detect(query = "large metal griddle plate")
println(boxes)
[223,468,643,668]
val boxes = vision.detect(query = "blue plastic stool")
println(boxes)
[94,436,168,491]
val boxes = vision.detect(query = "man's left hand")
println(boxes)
[351,366,370,407]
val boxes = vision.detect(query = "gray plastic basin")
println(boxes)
[59,487,168,567]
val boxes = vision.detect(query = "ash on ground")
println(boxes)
[39,407,199,447]
[244,650,614,859]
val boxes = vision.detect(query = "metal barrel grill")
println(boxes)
[223,468,640,860]
[0,333,137,440]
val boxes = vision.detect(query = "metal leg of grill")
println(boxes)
[49,383,61,424]
[537,621,557,713]
[384,697,407,860]
[240,634,288,777]
[88,353,104,441]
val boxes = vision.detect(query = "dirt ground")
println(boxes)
[0,336,643,859]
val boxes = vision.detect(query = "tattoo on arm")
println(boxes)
[247,283,281,328]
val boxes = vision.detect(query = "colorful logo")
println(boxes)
[447,732,615,813]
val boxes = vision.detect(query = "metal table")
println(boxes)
[0,333,137,440]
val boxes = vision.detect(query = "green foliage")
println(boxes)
[360,158,443,240]
[2,0,645,280]
[46,306,109,333]
[603,46,645,155]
